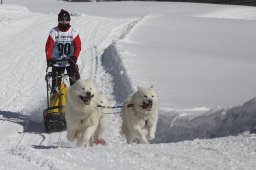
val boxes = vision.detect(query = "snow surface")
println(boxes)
[1,1,256,169]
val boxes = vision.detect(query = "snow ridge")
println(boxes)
[100,16,145,103]
[155,98,256,143]
[93,16,143,102]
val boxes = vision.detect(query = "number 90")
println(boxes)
[58,43,71,56]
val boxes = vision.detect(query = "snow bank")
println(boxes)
[100,20,256,144]
[155,98,256,143]
[0,5,30,22]
[196,6,256,20]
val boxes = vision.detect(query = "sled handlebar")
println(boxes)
[46,58,75,71]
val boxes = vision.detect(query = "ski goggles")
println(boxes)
[58,17,70,24]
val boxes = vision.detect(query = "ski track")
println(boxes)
[0,10,143,167]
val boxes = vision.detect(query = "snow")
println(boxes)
[1,0,256,169]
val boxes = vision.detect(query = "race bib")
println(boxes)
[50,27,78,60]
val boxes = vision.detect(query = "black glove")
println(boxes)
[47,59,55,67]
[69,56,77,64]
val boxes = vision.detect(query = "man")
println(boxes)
[45,9,81,90]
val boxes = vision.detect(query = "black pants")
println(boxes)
[51,62,80,90]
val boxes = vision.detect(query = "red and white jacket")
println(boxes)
[45,26,81,62]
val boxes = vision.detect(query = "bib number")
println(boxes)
[58,43,71,57]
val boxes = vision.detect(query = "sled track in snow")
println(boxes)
[95,19,142,103]
[94,16,144,103]
[101,44,133,103]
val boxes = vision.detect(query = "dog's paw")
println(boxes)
[147,134,155,140]
[74,130,82,139]
[67,133,75,142]
[141,140,150,144]
[77,142,85,148]
[140,137,150,144]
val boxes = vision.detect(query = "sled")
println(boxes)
[43,59,70,133]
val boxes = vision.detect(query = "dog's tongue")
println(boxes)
[141,102,152,111]
[79,95,94,105]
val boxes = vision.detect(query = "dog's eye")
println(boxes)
[152,95,154,98]
[101,101,103,103]
[81,87,85,90]
[144,95,147,98]
[90,88,92,90]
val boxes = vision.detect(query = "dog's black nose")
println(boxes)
[148,99,153,104]
[86,91,91,96]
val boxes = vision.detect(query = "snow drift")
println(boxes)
[155,98,256,143]
[100,40,256,143]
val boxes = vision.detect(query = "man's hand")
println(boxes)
[47,59,56,67]
[69,56,77,64]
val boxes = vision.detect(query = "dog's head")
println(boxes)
[96,92,110,108]
[96,92,111,114]
[133,85,158,112]
[70,79,98,105]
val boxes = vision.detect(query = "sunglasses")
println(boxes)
[59,16,69,20]
[58,20,70,24]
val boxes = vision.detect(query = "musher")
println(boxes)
[45,9,81,91]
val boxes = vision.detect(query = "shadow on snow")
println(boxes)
[101,43,133,103]
[0,111,45,133]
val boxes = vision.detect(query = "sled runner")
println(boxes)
[43,59,71,133]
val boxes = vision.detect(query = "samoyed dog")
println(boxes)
[65,79,100,147]
[121,86,158,144]
[93,92,110,145]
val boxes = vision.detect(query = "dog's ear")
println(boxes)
[137,86,143,91]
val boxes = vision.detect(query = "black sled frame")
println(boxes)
[43,60,71,133]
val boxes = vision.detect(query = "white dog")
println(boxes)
[121,86,158,144]
[65,79,100,147]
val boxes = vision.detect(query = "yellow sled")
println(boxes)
[43,63,70,133]
[48,83,68,114]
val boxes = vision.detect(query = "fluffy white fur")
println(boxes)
[65,79,100,147]
[121,86,158,144]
